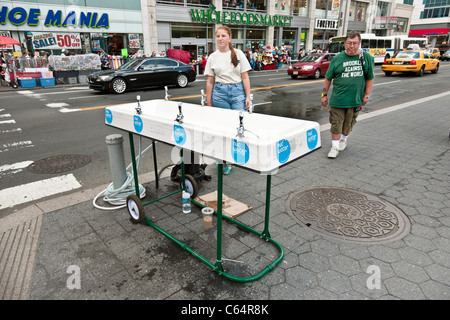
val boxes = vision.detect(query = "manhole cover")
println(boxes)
[27,154,91,174]
[285,187,411,244]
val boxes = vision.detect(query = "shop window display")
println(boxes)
[156,0,212,5]
[274,0,290,14]
[246,0,267,11]
[223,0,245,9]
[107,35,124,56]
[292,0,309,16]
[156,0,185,5]
[187,0,212,6]
[172,23,211,38]
[231,28,245,39]
[349,1,367,21]
[246,28,266,40]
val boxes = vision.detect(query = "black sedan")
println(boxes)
[88,57,196,94]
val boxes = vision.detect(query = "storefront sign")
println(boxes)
[0,6,109,29]
[315,19,338,30]
[374,17,398,30]
[32,32,82,50]
[330,0,340,19]
[191,4,293,27]
[129,34,140,49]
[409,28,450,36]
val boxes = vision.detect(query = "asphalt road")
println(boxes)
[1,62,449,217]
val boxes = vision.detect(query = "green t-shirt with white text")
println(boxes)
[325,50,374,108]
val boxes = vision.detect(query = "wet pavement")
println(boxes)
[1,67,450,308]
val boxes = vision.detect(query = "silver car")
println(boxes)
[441,50,450,61]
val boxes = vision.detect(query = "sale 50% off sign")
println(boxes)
[32,32,82,50]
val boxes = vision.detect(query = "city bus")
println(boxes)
[329,33,428,63]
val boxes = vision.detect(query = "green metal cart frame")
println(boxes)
[127,132,284,283]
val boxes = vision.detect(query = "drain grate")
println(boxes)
[27,154,91,174]
[285,187,411,244]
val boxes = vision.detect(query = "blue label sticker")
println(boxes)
[307,128,318,150]
[105,109,113,124]
[231,139,250,165]
[133,115,143,133]
[173,125,186,145]
[276,139,290,164]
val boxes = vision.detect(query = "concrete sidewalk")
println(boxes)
[1,92,449,301]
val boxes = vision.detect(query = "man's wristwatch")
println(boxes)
[364,95,370,99]
[321,93,327,98]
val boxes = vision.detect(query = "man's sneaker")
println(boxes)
[327,147,339,158]
[338,140,347,151]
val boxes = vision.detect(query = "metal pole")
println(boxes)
[105,134,127,190]
[151,139,159,189]
[128,132,140,197]
[262,174,272,240]
[215,163,224,272]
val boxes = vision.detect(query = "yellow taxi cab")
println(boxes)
[381,49,440,77]
[426,47,441,60]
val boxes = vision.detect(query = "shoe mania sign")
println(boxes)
[0,6,109,29]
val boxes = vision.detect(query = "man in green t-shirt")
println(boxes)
[321,31,374,158]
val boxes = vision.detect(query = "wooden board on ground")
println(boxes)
[195,191,252,218]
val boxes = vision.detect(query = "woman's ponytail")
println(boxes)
[228,42,238,68]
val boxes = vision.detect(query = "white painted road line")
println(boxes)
[59,107,81,113]
[1,128,22,134]
[45,102,81,113]
[46,102,70,108]
[0,141,33,153]
[0,174,82,210]
[0,120,16,125]
[0,161,33,174]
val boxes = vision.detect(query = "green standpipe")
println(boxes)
[215,163,224,273]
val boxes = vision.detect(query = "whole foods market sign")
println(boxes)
[191,4,293,27]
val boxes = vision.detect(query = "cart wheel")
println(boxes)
[126,195,145,223]
[11,83,18,89]
[182,174,198,199]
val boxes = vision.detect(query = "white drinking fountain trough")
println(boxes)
[105,96,321,282]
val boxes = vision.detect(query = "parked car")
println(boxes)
[381,50,440,77]
[88,57,196,93]
[441,49,450,61]
[287,53,336,79]
[425,47,440,60]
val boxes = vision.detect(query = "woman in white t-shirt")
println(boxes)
[205,26,252,110]
[204,26,252,174]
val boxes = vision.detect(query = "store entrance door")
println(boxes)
[181,45,197,62]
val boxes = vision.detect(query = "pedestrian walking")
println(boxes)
[321,31,374,159]
[204,25,252,175]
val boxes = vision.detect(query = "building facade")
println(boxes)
[3,0,445,59]
[0,0,144,56]
[143,0,423,58]
[407,0,450,46]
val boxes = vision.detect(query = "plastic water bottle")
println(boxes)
[182,191,191,214]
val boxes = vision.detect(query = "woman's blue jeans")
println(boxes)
[212,82,246,110]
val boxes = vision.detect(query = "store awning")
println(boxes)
[409,28,450,36]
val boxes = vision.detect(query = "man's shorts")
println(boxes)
[329,106,360,135]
